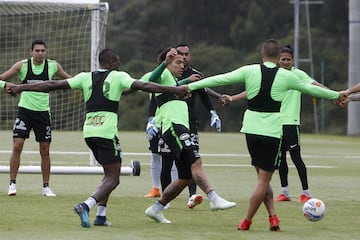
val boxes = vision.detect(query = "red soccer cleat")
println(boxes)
[237,219,252,230]
[297,194,311,203]
[275,193,291,202]
[269,215,280,231]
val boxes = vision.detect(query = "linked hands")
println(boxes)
[219,94,232,106]
[5,82,19,96]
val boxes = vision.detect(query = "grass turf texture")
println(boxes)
[0,131,359,240]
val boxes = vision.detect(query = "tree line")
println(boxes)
[103,0,348,133]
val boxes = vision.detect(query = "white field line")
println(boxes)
[0,150,347,168]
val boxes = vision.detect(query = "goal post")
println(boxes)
[0,0,109,130]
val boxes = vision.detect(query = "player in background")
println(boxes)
[145,48,236,224]
[8,48,189,228]
[169,44,222,208]
[274,45,327,203]
[0,39,71,196]
[180,39,345,231]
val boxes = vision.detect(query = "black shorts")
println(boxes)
[148,133,160,153]
[13,107,52,142]
[245,133,281,172]
[281,125,300,151]
[162,123,200,180]
[85,136,122,165]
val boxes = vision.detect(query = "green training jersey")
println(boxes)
[18,58,59,111]
[188,62,339,138]
[0,80,5,89]
[149,64,189,132]
[67,70,136,139]
[281,67,314,125]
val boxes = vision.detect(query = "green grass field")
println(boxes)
[0,131,359,240]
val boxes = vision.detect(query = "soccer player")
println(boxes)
[220,45,326,203]
[275,45,327,203]
[163,44,222,209]
[143,48,177,199]
[144,48,236,224]
[0,39,71,196]
[8,48,189,228]
[146,45,222,210]
[180,39,345,231]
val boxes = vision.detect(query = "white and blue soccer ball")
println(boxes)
[302,198,326,221]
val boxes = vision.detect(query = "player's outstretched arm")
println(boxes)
[131,81,189,98]
[8,80,70,95]
[219,91,247,106]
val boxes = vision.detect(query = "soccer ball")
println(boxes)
[302,198,326,221]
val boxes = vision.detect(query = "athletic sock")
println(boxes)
[43,183,49,188]
[302,189,311,196]
[151,153,161,188]
[153,201,165,211]
[281,186,290,197]
[10,179,16,185]
[96,205,106,217]
[84,196,97,210]
[207,190,218,202]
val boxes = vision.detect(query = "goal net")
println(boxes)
[0,0,109,130]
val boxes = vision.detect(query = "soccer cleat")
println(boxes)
[298,194,311,203]
[269,215,280,231]
[164,203,171,209]
[237,219,252,230]
[74,203,90,228]
[144,188,161,198]
[275,193,291,202]
[42,187,56,196]
[94,216,112,226]
[210,196,236,211]
[8,183,16,196]
[145,206,171,224]
[187,194,203,209]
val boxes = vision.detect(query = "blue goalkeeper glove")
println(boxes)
[210,110,221,132]
[146,117,158,140]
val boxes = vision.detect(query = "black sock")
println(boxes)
[43,183,49,188]
[10,180,16,185]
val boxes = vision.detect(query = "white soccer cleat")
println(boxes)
[145,206,171,224]
[187,194,203,209]
[210,196,236,211]
[8,183,16,196]
[42,187,56,197]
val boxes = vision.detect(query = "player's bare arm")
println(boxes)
[56,62,72,79]
[9,80,70,95]
[0,61,23,80]
[219,91,247,106]
[130,81,189,99]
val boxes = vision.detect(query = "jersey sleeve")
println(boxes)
[66,72,89,89]
[287,71,339,99]
[188,66,248,91]
[293,68,314,84]
[0,80,5,88]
